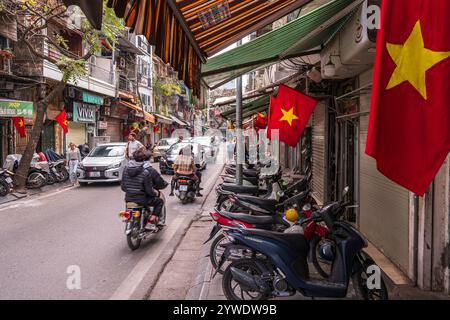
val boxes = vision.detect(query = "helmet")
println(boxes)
[285,208,299,222]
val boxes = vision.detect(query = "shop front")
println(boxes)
[0,99,34,163]
[69,101,97,148]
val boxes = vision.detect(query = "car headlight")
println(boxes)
[107,162,121,170]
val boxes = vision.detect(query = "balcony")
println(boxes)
[119,75,136,93]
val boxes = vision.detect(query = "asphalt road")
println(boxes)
[0,156,224,300]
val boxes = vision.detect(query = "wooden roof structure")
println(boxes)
[106,0,312,95]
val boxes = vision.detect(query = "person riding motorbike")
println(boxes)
[169,145,202,197]
[121,148,168,229]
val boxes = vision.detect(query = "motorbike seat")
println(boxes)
[240,229,309,255]
[236,194,278,209]
[221,183,259,194]
[220,211,274,225]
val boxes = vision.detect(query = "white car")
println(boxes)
[77,143,127,185]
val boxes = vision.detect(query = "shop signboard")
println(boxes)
[73,102,96,123]
[82,92,103,105]
[98,121,108,129]
[0,99,34,117]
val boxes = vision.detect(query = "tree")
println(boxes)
[0,0,124,192]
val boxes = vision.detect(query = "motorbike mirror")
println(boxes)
[302,203,312,212]
[342,186,350,197]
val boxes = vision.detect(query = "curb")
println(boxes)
[144,163,224,300]
[0,181,75,208]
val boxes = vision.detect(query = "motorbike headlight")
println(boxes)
[107,162,121,170]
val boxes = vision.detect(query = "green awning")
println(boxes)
[221,95,270,120]
[202,0,363,89]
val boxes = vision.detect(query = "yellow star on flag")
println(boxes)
[386,20,450,100]
[64,120,68,126]
[279,107,299,126]
[18,119,24,127]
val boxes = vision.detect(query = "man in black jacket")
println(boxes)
[121,148,168,228]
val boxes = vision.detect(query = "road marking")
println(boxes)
[109,215,186,300]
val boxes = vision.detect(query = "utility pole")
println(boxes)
[235,39,243,186]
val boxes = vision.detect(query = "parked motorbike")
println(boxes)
[49,160,69,183]
[0,169,14,196]
[175,175,198,204]
[217,187,389,300]
[118,191,167,250]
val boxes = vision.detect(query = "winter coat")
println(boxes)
[121,160,167,204]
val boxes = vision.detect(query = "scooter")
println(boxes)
[118,191,167,251]
[0,169,14,196]
[175,175,197,204]
[217,187,389,300]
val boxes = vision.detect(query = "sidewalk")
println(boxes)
[151,180,450,300]
[0,181,74,207]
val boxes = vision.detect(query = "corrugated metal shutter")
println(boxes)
[67,122,86,147]
[359,78,410,272]
[311,102,327,204]
[105,117,123,143]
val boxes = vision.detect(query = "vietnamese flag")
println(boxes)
[254,112,268,130]
[267,84,317,147]
[366,0,450,196]
[12,117,26,138]
[55,110,69,134]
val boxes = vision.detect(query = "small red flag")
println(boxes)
[254,112,268,130]
[55,110,69,134]
[366,0,450,196]
[267,84,317,147]
[12,116,26,138]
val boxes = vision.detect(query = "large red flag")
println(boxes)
[55,110,69,134]
[12,117,26,138]
[267,84,317,147]
[366,0,450,196]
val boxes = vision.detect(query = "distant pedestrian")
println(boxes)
[125,133,144,161]
[66,142,81,185]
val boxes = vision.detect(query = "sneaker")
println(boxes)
[196,193,203,197]
[169,192,174,196]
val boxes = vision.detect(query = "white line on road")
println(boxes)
[109,215,186,300]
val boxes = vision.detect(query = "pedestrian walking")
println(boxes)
[125,133,144,161]
[66,142,81,185]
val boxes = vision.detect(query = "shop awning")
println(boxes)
[221,94,270,120]
[107,0,313,95]
[170,115,188,126]
[155,113,173,125]
[119,100,156,124]
[202,0,362,89]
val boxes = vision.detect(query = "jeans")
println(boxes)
[68,160,78,183]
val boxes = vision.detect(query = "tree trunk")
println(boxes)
[15,81,66,192]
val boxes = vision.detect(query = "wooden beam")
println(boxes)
[166,0,207,63]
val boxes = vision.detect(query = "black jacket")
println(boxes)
[121,161,168,204]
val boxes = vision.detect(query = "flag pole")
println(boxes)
[235,39,243,186]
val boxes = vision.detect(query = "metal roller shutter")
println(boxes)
[358,70,410,272]
[105,118,123,143]
[67,122,86,147]
[311,102,327,204]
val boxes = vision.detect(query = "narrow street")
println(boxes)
[0,159,223,300]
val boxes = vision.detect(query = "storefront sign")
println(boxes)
[0,99,34,117]
[82,92,103,105]
[98,121,108,129]
[73,102,96,123]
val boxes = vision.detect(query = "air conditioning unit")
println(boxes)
[119,57,126,69]
[67,87,76,98]
[320,0,379,79]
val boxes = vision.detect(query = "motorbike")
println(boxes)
[0,169,14,196]
[175,175,198,204]
[118,191,167,250]
[49,160,69,183]
[217,187,389,300]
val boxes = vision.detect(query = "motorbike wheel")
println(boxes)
[222,259,269,301]
[45,172,55,185]
[352,254,389,300]
[27,172,46,189]
[310,235,333,279]
[57,166,69,182]
[126,222,142,251]
[0,179,10,196]
[210,234,232,274]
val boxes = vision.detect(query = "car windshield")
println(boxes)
[167,143,197,156]
[192,137,212,146]
[89,145,125,157]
